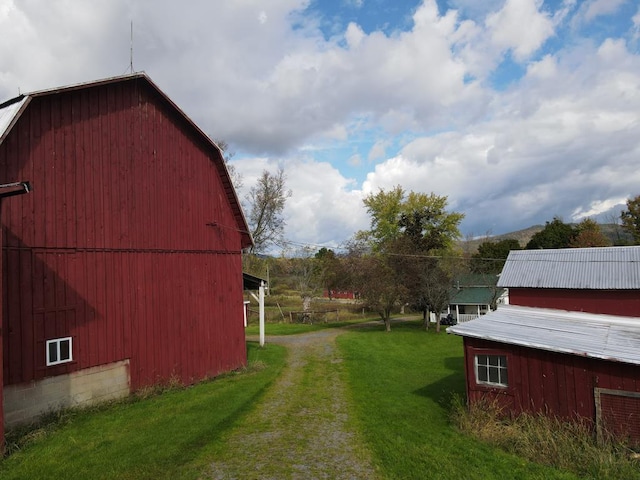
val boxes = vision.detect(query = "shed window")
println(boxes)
[46,337,73,366]
[475,354,508,387]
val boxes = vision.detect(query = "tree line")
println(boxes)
[221,140,640,332]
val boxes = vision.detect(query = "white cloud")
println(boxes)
[581,0,627,23]
[367,140,389,162]
[362,37,640,235]
[571,197,628,220]
[348,153,363,167]
[485,0,555,62]
[1,0,639,249]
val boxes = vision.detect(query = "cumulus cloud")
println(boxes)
[485,0,555,62]
[1,0,639,249]
[364,37,640,235]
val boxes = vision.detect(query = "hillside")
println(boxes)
[459,223,633,254]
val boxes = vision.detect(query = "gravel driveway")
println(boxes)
[205,328,381,480]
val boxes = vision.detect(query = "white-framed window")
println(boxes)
[46,337,73,366]
[475,354,508,387]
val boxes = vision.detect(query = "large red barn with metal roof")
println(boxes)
[449,246,640,445]
[0,74,252,447]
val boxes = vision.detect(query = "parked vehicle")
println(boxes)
[441,313,457,326]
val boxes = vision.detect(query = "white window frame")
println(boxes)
[46,337,73,366]
[475,354,508,388]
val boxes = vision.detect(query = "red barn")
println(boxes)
[0,74,252,445]
[449,246,640,444]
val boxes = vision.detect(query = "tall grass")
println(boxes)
[450,396,640,479]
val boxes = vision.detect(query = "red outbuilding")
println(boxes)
[0,74,253,447]
[449,246,640,445]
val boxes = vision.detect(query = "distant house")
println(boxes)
[0,74,253,447]
[444,274,507,323]
[323,289,357,300]
[448,246,640,445]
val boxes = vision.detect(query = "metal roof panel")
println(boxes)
[447,305,640,365]
[0,96,28,145]
[497,246,640,289]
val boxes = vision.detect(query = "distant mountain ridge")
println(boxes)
[459,223,633,254]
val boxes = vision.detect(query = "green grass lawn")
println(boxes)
[1,320,592,479]
[338,320,579,480]
[0,343,287,480]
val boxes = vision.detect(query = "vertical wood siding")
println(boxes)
[464,338,640,427]
[509,288,640,317]
[1,78,246,390]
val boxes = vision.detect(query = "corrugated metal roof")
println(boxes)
[447,305,640,365]
[0,96,28,144]
[497,246,640,289]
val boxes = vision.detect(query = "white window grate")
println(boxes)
[46,337,73,366]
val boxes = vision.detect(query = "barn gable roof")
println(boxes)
[497,246,640,290]
[448,305,640,366]
[0,73,252,249]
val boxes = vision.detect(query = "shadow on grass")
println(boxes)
[413,353,466,409]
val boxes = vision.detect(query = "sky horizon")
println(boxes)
[1,0,639,254]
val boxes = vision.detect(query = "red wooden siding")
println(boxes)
[1,77,247,390]
[463,337,640,431]
[509,288,640,317]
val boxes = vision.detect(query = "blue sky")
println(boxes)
[1,0,640,252]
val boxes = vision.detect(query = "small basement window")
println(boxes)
[475,354,508,387]
[46,337,73,366]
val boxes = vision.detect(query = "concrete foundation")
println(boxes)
[3,360,130,428]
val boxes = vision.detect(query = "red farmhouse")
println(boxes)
[449,246,640,444]
[0,74,253,445]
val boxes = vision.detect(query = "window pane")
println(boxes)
[478,365,488,382]
[502,369,508,385]
[48,342,58,363]
[489,356,499,366]
[477,355,487,365]
[60,339,70,361]
[489,367,499,383]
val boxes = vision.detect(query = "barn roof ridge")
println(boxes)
[0,73,253,249]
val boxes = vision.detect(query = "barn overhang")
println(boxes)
[0,181,32,199]
[243,272,266,291]
[447,305,640,366]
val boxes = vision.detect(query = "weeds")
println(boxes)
[450,395,640,479]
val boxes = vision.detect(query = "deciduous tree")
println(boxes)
[245,168,291,254]
[347,253,406,332]
[215,139,243,190]
[361,186,464,253]
[569,218,611,248]
[525,217,575,249]
[621,195,640,244]
[472,239,521,273]
[354,186,464,332]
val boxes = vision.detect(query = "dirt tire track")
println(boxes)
[204,329,381,480]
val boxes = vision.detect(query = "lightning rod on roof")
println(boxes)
[130,20,134,73]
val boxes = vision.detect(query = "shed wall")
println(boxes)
[463,338,640,433]
[1,78,246,391]
[508,288,640,317]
